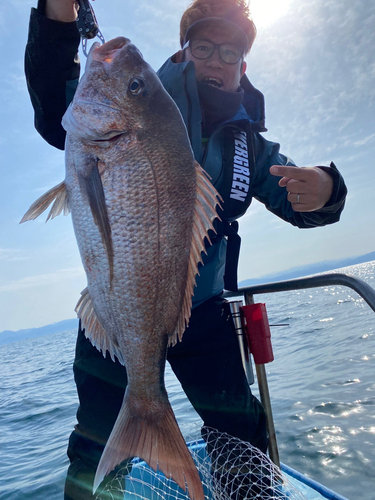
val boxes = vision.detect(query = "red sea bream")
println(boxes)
[21,37,222,500]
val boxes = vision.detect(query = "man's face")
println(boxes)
[183,26,247,93]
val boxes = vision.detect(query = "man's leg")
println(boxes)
[167,296,268,452]
[65,432,129,500]
[167,296,270,498]
[64,324,130,500]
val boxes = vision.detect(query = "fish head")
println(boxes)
[62,37,186,146]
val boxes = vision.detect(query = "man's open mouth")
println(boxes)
[203,77,223,88]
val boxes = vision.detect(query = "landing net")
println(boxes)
[97,426,306,499]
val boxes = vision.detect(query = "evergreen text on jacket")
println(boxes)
[230,130,250,202]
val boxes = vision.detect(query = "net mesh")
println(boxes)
[96,426,306,500]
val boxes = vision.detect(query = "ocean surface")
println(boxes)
[1,262,374,500]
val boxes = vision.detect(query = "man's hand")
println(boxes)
[45,0,81,22]
[270,165,334,212]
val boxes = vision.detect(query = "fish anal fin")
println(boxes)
[20,181,70,223]
[169,162,222,346]
[75,287,125,365]
[93,391,204,500]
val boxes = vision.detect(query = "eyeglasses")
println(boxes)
[183,39,244,65]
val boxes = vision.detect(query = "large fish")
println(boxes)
[21,37,221,499]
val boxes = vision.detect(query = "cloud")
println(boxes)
[239,200,263,222]
[353,134,375,148]
[0,267,85,293]
[0,61,28,94]
[249,0,375,164]
[0,248,27,262]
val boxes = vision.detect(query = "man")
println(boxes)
[25,1,347,498]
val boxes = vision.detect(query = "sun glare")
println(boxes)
[249,0,292,28]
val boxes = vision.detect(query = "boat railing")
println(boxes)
[223,272,375,313]
[222,272,375,468]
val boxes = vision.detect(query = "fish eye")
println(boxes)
[129,78,145,95]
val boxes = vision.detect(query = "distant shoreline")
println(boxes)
[239,251,375,287]
[0,318,78,346]
[1,252,374,345]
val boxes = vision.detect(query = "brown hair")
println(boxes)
[180,0,256,53]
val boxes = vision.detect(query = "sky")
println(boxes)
[1,0,374,332]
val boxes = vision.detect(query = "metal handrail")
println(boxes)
[223,272,375,313]
[223,271,375,468]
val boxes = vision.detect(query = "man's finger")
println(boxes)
[281,178,306,193]
[278,176,291,187]
[270,165,306,180]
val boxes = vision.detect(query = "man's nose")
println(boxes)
[205,47,224,67]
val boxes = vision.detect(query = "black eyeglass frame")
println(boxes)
[182,39,244,65]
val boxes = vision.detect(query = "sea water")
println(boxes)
[1,262,374,500]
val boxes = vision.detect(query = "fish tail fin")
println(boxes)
[20,181,70,223]
[93,391,204,500]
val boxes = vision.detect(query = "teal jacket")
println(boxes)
[24,7,347,306]
[156,56,347,304]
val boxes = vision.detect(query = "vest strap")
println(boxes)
[222,220,241,291]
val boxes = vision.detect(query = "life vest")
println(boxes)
[202,121,256,290]
[157,57,266,293]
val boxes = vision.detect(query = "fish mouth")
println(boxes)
[202,77,223,88]
[92,37,131,64]
[91,37,144,66]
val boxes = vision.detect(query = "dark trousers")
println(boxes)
[64,296,268,499]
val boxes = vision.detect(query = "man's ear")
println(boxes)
[241,60,247,76]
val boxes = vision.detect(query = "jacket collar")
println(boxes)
[157,54,267,132]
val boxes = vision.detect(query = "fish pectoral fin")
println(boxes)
[76,287,125,365]
[20,181,70,223]
[169,161,222,347]
[79,160,114,281]
[93,391,204,500]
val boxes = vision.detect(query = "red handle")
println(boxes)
[241,303,274,364]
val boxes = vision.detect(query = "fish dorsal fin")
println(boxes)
[75,288,125,365]
[169,162,222,347]
[20,182,70,223]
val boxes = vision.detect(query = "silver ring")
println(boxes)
[296,194,300,204]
